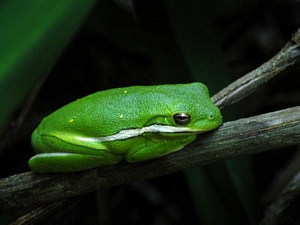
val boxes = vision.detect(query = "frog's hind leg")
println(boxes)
[28,152,123,173]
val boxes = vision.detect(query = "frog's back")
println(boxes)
[36,83,210,137]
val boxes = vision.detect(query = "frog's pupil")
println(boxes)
[173,113,191,125]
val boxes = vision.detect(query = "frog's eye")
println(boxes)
[173,113,191,125]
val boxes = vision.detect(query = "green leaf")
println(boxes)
[0,0,96,133]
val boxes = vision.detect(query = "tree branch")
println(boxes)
[1,106,300,212]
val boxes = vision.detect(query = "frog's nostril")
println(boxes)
[208,114,214,120]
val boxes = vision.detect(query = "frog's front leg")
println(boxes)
[125,134,197,163]
[28,151,123,173]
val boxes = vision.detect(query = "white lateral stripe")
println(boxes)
[76,124,202,142]
[31,153,73,158]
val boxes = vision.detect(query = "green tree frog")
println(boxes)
[29,83,222,173]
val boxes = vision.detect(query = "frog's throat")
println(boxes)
[75,124,209,142]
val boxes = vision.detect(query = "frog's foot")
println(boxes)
[28,152,123,173]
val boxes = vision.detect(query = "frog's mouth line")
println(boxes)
[75,124,212,142]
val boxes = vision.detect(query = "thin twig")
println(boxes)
[212,28,300,109]
[260,172,300,225]
[0,73,49,150]
[8,197,82,225]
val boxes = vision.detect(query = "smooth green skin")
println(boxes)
[29,83,222,173]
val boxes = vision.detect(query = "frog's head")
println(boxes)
[145,82,222,134]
